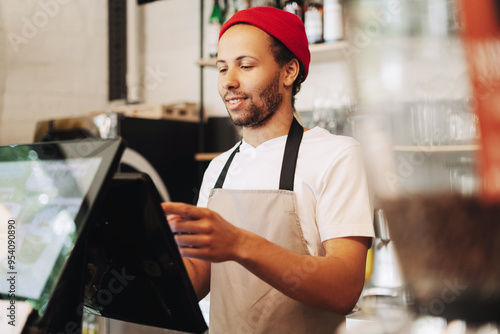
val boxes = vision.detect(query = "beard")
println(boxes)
[227,72,283,128]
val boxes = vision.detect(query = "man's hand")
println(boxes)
[162,202,248,263]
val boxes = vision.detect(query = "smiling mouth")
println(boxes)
[228,98,246,104]
[225,96,249,109]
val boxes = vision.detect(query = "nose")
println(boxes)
[220,67,239,91]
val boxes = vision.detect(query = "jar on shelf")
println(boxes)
[323,0,343,42]
[305,1,324,44]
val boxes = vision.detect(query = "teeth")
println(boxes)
[229,99,244,104]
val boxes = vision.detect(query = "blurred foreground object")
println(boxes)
[461,0,500,203]
[344,0,500,329]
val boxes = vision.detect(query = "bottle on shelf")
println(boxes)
[207,0,224,58]
[283,0,304,21]
[304,1,323,44]
[323,0,343,42]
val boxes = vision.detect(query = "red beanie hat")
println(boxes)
[219,6,311,81]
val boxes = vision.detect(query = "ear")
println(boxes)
[282,58,300,87]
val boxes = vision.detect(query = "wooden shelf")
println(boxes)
[197,41,348,67]
[393,144,480,152]
[309,41,348,62]
[195,152,222,161]
[197,57,217,67]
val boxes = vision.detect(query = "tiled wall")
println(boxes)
[0,0,352,145]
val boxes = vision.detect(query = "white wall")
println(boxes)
[0,0,109,145]
[141,0,201,107]
[0,0,351,145]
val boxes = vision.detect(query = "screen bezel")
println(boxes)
[0,139,125,315]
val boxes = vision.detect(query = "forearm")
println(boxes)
[234,230,368,315]
[182,257,211,301]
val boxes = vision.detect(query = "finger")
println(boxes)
[178,247,223,263]
[166,214,187,232]
[166,214,184,222]
[168,218,185,233]
[175,234,209,249]
[169,219,211,235]
[161,202,208,220]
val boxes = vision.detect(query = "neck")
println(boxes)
[242,110,294,147]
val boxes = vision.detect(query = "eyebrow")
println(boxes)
[216,55,258,66]
[215,59,226,66]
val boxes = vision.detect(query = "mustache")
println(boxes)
[223,92,249,100]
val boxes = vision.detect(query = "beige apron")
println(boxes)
[207,118,343,333]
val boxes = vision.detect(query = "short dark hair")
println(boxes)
[268,34,306,108]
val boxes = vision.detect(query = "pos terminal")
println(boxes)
[0,139,207,333]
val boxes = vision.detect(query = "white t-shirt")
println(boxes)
[197,126,374,256]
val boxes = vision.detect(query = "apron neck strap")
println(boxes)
[214,140,242,189]
[213,117,304,190]
[279,117,304,191]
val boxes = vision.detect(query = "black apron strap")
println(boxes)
[214,141,242,189]
[279,117,303,191]
[213,117,304,190]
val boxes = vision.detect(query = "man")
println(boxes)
[162,6,374,333]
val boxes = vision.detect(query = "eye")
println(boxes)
[218,67,227,74]
[241,65,253,70]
